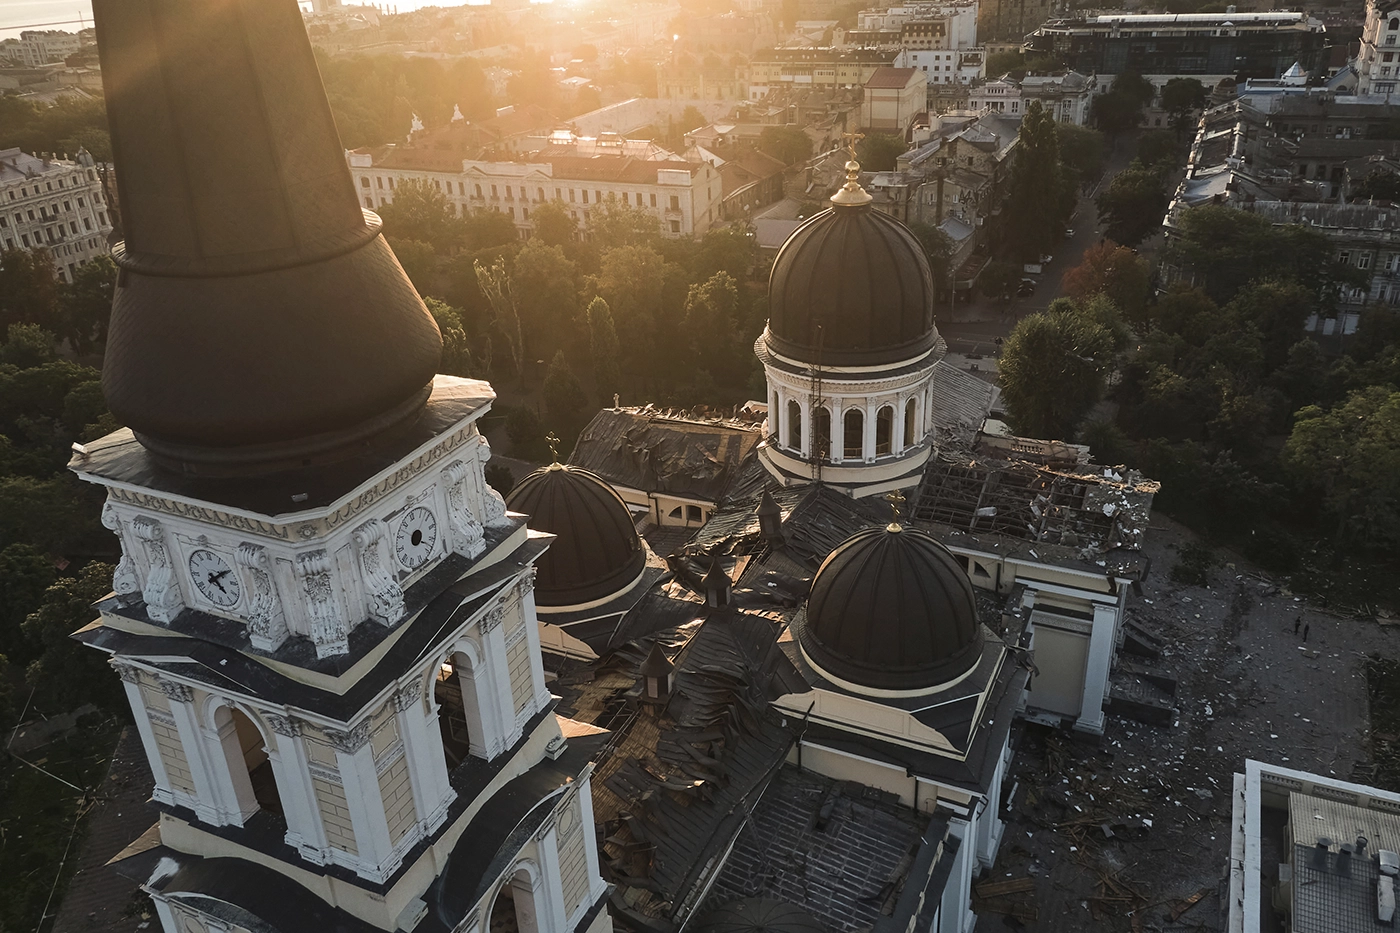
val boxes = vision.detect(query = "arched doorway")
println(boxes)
[434,651,480,769]
[489,865,542,933]
[215,706,282,818]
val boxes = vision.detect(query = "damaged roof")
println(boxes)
[569,407,765,503]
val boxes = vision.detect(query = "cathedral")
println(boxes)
[70,1,1157,932]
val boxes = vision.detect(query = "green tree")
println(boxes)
[512,238,579,360]
[543,351,587,437]
[1095,161,1168,247]
[387,237,437,293]
[1224,280,1318,371]
[586,198,661,247]
[22,562,127,713]
[1056,123,1105,188]
[60,255,116,356]
[998,303,1119,438]
[0,247,62,335]
[586,245,675,377]
[1091,73,1155,135]
[856,133,907,172]
[587,297,622,405]
[681,272,744,387]
[377,178,463,249]
[425,297,490,378]
[1135,129,1179,168]
[1160,78,1206,135]
[907,222,955,291]
[1285,386,1400,545]
[462,208,520,252]
[758,125,814,165]
[978,260,1020,300]
[530,199,579,248]
[0,543,55,660]
[1006,100,1066,261]
[1351,169,1400,203]
[474,257,524,381]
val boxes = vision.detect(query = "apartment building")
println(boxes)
[0,148,113,281]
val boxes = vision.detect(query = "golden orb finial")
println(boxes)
[831,131,872,206]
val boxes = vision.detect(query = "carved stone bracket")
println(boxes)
[236,542,289,651]
[326,720,372,754]
[519,565,537,597]
[351,519,405,627]
[158,679,194,703]
[265,713,304,737]
[393,679,423,713]
[296,550,348,658]
[132,516,184,623]
[442,460,486,559]
[101,501,141,602]
[479,605,505,633]
[473,435,510,527]
[112,661,142,684]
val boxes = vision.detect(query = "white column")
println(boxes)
[160,681,225,826]
[394,679,455,833]
[265,714,330,863]
[214,710,260,823]
[519,573,553,714]
[115,666,172,797]
[533,816,570,933]
[577,771,609,904]
[864,401,877,461]
[480,605,520,749]
[331,724,396,881]
[1076,603,1119,735]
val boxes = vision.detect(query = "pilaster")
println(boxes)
[329,723,396,881]
[577,771,608,905]
[265,714,330,863]
[160,680,223,825]
[479,605,520,750]
[533,814,570,933]
[1075,603,1119,735]
[115,664,173,797]
[393,679,455,834]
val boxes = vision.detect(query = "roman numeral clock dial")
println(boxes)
[395,506,439,570]
[189,548,240,608]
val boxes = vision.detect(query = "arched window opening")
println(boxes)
[217,707,281,819]
[491,866,542,933]
[787,400,802,450]
[904,398,918,451]
[813,408,832,461]
[771,393,779,437]
[843,410,864,460]
[435,653,476,769]
[876,406,894,456]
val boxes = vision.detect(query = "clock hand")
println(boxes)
[207,571,228,594]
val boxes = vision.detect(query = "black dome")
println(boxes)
[507,465,646,607]
[767,202,937,367]
[800,524,981,692]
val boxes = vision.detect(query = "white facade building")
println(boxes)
[896,47,986,86]
[347,136,722,238]
[0,148,113,281]
[2,30,85,67]
[1355,0,1400,96]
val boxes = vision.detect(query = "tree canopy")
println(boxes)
[998,299,1122,439]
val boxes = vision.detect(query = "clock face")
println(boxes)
[395,507,439,570]
[189,548,240,608]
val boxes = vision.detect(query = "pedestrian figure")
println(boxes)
[1304,624,1311,642]
[1294,616,1301,635]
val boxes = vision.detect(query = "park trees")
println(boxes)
[377,177,463,249]
[1061,241,1151,319]
[758,125,814,165]
[1160,78,1206,135]
[998,299,1122,438]
[587,297,622,405]
[857,133,907,172]
[1005,100,1068,262]
[1091,72,1155,135]
[1095,160,1169,247]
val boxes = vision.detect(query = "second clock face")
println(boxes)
[189,548,240,608]
[395,507,438,570]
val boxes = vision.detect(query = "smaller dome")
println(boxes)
[800,523,981,692]
[506,464,645,608]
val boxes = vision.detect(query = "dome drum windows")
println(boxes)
[843,409,864,460]
[787,400,803,450]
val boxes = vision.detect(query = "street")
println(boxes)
[939,134,1144,349]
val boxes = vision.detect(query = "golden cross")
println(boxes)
[841,130,865,161]
[546,432,561,462]
[885,488,905,523]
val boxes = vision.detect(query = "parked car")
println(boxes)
[1018,278,1037,296]
[1064,228,1075,239]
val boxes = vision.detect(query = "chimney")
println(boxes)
[756,489,783,541]
[91,0,443,475]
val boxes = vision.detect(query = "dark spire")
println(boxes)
[703,557,732,608]
[93,0,442,474]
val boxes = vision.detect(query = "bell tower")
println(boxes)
[71,1,613,932]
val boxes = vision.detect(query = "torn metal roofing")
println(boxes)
[569,407,764,504]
